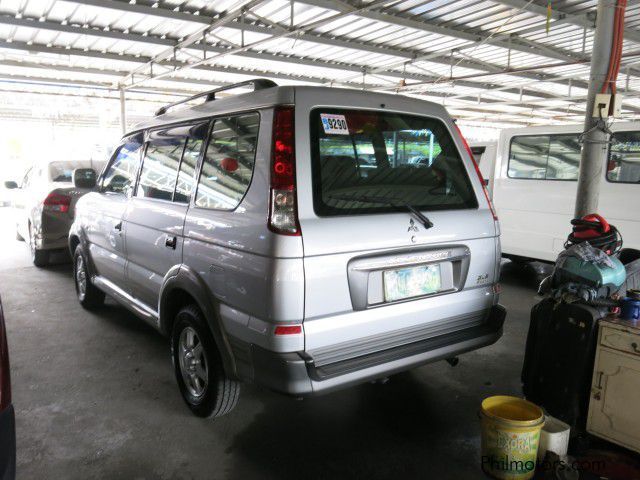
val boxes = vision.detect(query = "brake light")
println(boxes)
[454,123,498,221]
[43,192,71,213]
[269,106,300,235]
[274,325,302,335]
[0,301,11,411]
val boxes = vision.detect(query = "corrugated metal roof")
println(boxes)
[0,0,636,127]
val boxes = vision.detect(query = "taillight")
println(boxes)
[43,192,71,213]
[0,301,11,411]
[274,325,302,335]
[269,106,300,236]
[454,123,498,221]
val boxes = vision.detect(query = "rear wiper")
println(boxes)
[404,203,434,229]
[327,193,434,230]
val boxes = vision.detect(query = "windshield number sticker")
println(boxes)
[320,114,349,135]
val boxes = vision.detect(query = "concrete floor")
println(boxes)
[0,207,551,480]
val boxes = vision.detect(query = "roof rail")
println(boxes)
[154,78,278,116]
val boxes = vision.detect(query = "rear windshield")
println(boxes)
[310,109,477,216]
[49,161,93,183]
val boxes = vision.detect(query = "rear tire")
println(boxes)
[31,248,49,268]
[73,245,105,309]
[29,223,48,267]
[171,305,240,418]
[506,254,531,266]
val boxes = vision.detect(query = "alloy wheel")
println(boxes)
[75,255,87,300]
[178,326,208,399]
[29,224,36,259]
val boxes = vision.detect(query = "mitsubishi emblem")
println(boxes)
[407,218,419,233]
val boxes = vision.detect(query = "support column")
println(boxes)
[574,0,617,218]
[119,87,127,136]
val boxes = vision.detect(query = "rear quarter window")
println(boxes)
[310,109,477,216]
[195,112,260,210]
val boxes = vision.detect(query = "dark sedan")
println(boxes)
[0,296,15,480]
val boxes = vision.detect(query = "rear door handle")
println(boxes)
[165,235,177,249]
[114,222,122,231]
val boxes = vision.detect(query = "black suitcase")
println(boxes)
[618,248,640,296]
[521,298,601,431]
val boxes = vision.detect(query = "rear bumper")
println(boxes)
[34,212,72,251]
[39,236,69,251]
[243,304,506,396]
[0,405,16,480]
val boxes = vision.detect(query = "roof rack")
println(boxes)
[154,78,278,116]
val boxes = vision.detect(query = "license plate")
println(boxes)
[383,264,442,302]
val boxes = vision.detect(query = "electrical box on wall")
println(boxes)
[593,93,611,118]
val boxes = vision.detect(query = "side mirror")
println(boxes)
[3,181,18,190]
[73,168,97,189]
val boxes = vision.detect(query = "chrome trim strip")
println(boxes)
[92,275,159,329]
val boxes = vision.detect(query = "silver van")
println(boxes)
[69,80,505,418]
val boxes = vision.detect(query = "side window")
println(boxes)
[195,112,260,210]
[508,134,580,180]
[508,136,549,179]
[137,127,184,201]
[175,123,208,204]
[102,137,143,194]
[608,131,640,183]
[546,135,580,180]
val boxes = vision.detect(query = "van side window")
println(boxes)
[102,137,143,195]
[508,136,549,179]
[195,112,260,210]
[608,131,640,183]
[174,123,208,204]
[508,134,580,180]
[137,129,184,201]
[546,135,580,180]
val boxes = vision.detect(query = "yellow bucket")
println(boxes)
[480,396,545,480]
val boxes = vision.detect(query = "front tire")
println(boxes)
[171,305,240,418]
[73,245,105,309]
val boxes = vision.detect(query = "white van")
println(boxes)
[486,123,639,263]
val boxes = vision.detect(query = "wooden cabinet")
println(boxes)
[587,318,640,453]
